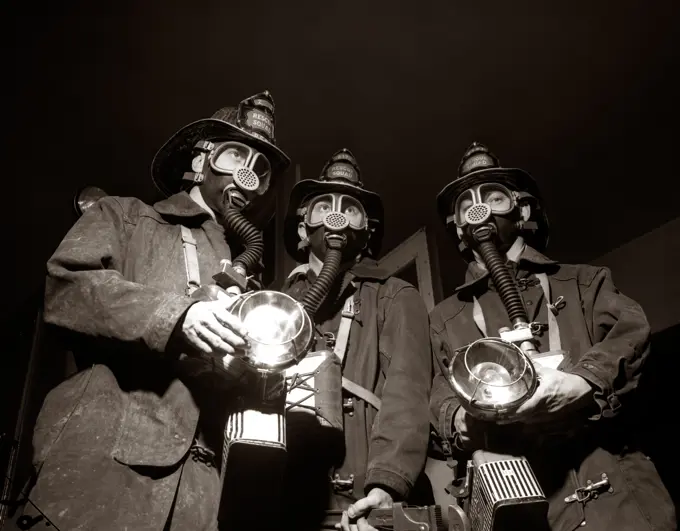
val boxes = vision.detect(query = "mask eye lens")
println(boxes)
[481,185,512,213]
[251,154,271,194]
[213,143,249,172]
[307,195,334,225]
[339,196,366,228]
[252,155,271,178]
[453,190,474,226]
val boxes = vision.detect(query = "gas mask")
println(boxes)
[448,182,526,253]
[187,140,272,212]
[299,192,370,262]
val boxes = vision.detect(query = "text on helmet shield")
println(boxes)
[245,110,273,138]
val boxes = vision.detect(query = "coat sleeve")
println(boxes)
[429,314,467,457]
[44,196,195,354]
[364,283,432,500]
[569,266,651,420]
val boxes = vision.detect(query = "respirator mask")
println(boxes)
[300,192,370,260]
[448,182,524,252]
[190,140,272,210]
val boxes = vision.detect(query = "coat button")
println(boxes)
[526,300,533,306]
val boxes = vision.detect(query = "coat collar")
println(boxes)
[152,191,214,221]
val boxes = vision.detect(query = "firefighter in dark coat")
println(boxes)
[13,92,291,530]
[429,143,676,531]
[281,149,434,531]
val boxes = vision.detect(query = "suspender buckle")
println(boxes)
[331,473,355,493]
[323,332,336,349]
[342,397,354,415]
[341,297,355,318]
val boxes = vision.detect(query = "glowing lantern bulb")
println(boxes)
[470,361,514,404]
[242,305,297,343]
[471,362,513,385]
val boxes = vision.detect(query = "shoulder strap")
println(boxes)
[334,289,384,411]
[472,296,487,337]
[333,294,355,363]
[287,263,310,279]
[341,376,381,410]
[180,225,201,296]
[473,274,564,355]
[337,284,444,428]
[536,272,563,352]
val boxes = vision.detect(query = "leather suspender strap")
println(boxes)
[333,295,355,363]
[535,272,562,352]
[342,376,382,411]
[341,377,441,426]
[332,292,384,411]
[180,225,201,296]
[287,263,310,278]
[472,273,563,353]
[331,289,440,426]
[472,296,488,337]
[284,272,382,411]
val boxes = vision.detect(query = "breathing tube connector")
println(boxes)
[301,233,346,319]
[222,207,265,277]
[472,225,528,328]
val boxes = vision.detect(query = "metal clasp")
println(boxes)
[323,332,336,349]
[343,397,354,416]
[341,297,356,318]
[331,473,355,493]
[517,277,540,291]
[447,460,473,499]
[565,473,613,504]
[548,295,566,315]
[195,140,215,153]
[189,443,216,468]
[530,321,549,335]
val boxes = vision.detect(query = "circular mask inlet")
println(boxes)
[465,203,492,225]
[234,167,260,192]
[323,211,350,231]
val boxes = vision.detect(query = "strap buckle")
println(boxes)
[323,332,336,349]
[343,397,354,414]
[331,473,355,493]
[189,443,216,468]
[517,277,540,291]
[565,473,612,504]
[341,297,355,318]
[530,321,549,335]
[548,295,566,315]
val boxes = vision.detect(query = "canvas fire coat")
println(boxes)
[429,245,676,531]
[17,192,248,531]
[281,261,433,529]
